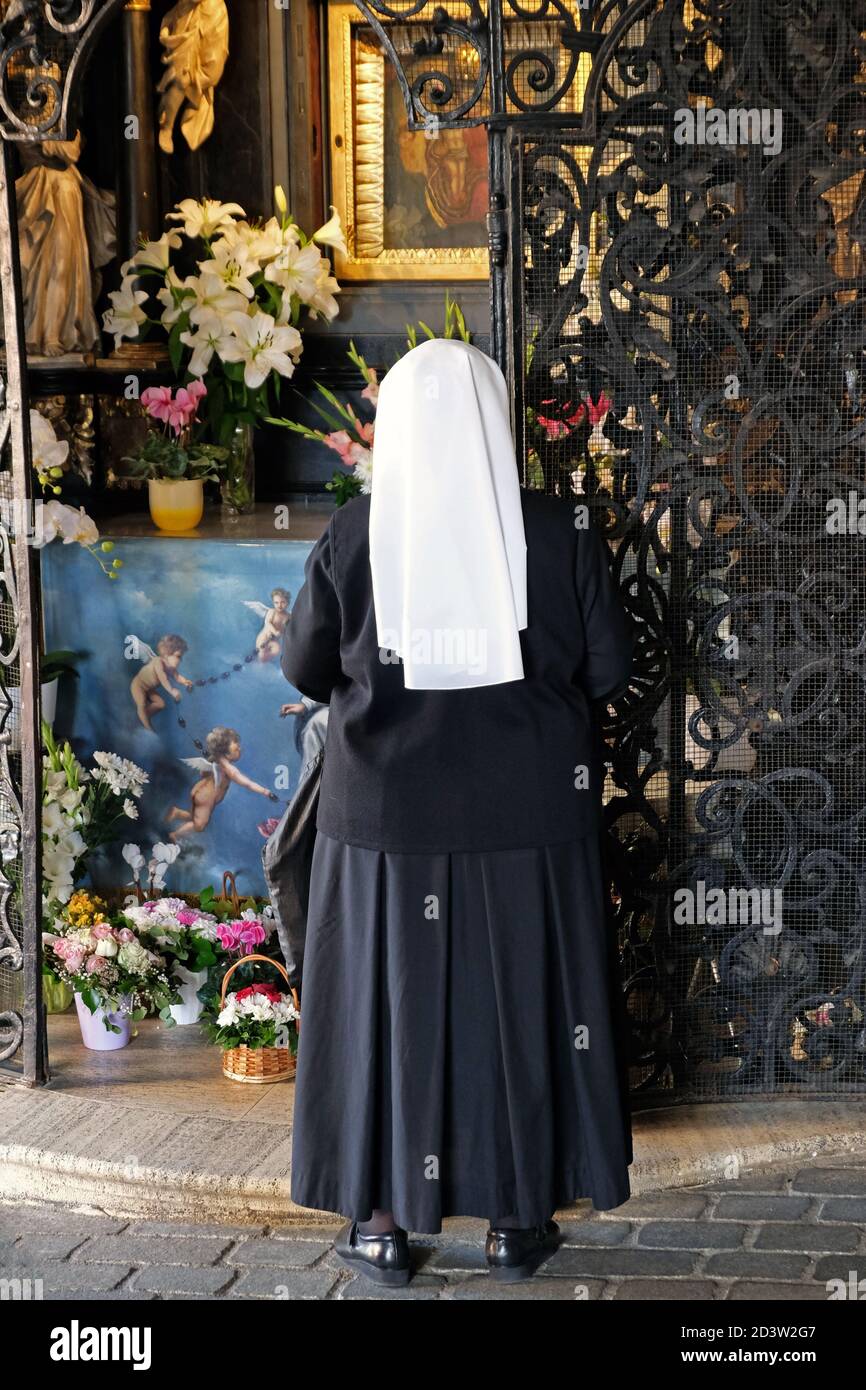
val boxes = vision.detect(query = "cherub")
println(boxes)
[242,587,291,662]
[128,633,194,732]
[166,726,277,841]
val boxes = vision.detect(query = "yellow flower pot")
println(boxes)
[148,478,204,533]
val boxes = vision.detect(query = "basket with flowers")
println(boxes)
[204,953,300,1084]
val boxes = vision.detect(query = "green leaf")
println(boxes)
[168,322,184,376]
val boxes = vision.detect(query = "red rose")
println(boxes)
[235,983,283,1003]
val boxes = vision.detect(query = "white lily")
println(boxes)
[180,310,239,377]
[312,206,348,257]
[219,310,302,390]
[156,267,197,326]
[102,280,148,346]
[198,242,259,299]
[186,274,249,324]
[264,240,323,302]
[131,230,183,272]
[305,265,342,322]
[166,197,245,240]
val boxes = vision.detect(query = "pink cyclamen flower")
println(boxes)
[168,385,206,435]
[238,921,266,947]
[217,922,241,952]
[141,386,174,425]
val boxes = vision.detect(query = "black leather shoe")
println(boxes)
[485,1219,560,1282]
[334,1219,411,1286]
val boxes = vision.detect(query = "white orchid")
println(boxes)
[30,411,70,478]
[166,197,245,240]
[102,279,148,346]
[219,310,302,390]
[312,206,348,257]
[32,501,100,550]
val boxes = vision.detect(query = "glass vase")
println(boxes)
[220,422,256,517]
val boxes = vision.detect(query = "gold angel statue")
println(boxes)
[157,0,230,155]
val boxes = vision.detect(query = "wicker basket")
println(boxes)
[219,953,301,1084]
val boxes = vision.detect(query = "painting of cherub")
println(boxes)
[242,587,291,662]
[128,633,194,732]
[166,725,277,841]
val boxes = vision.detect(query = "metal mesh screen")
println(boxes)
[512,2,866,1099]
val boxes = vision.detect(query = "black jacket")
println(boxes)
[281,489,634,853]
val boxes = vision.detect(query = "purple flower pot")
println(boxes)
[74,993,131,1051]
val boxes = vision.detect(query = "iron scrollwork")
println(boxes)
[362,0,866,1098]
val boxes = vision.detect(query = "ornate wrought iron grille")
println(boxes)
[362,0,866,1099]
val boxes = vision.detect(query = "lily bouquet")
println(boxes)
[103,190,344,450]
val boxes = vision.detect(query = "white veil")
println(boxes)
[369,338,527,690]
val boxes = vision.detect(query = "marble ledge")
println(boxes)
[90,499,335,543]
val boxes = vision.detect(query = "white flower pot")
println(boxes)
[7,677,58,753]
[169,964,208,1025]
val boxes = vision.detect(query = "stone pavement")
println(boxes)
[1,1157,864,1300]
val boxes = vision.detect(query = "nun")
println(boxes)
[281,337,635,1286]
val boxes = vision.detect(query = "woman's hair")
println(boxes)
[205,726,240,759]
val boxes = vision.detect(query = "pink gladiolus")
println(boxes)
[323,430,355,465]
[361,369,379,406]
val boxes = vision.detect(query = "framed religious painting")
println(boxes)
[326,2,490,281]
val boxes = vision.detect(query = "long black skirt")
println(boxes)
[290,831,632,1234]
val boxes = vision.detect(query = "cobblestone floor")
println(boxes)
[2,1159,865,1300]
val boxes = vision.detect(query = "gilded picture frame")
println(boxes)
[326,3,490,281]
